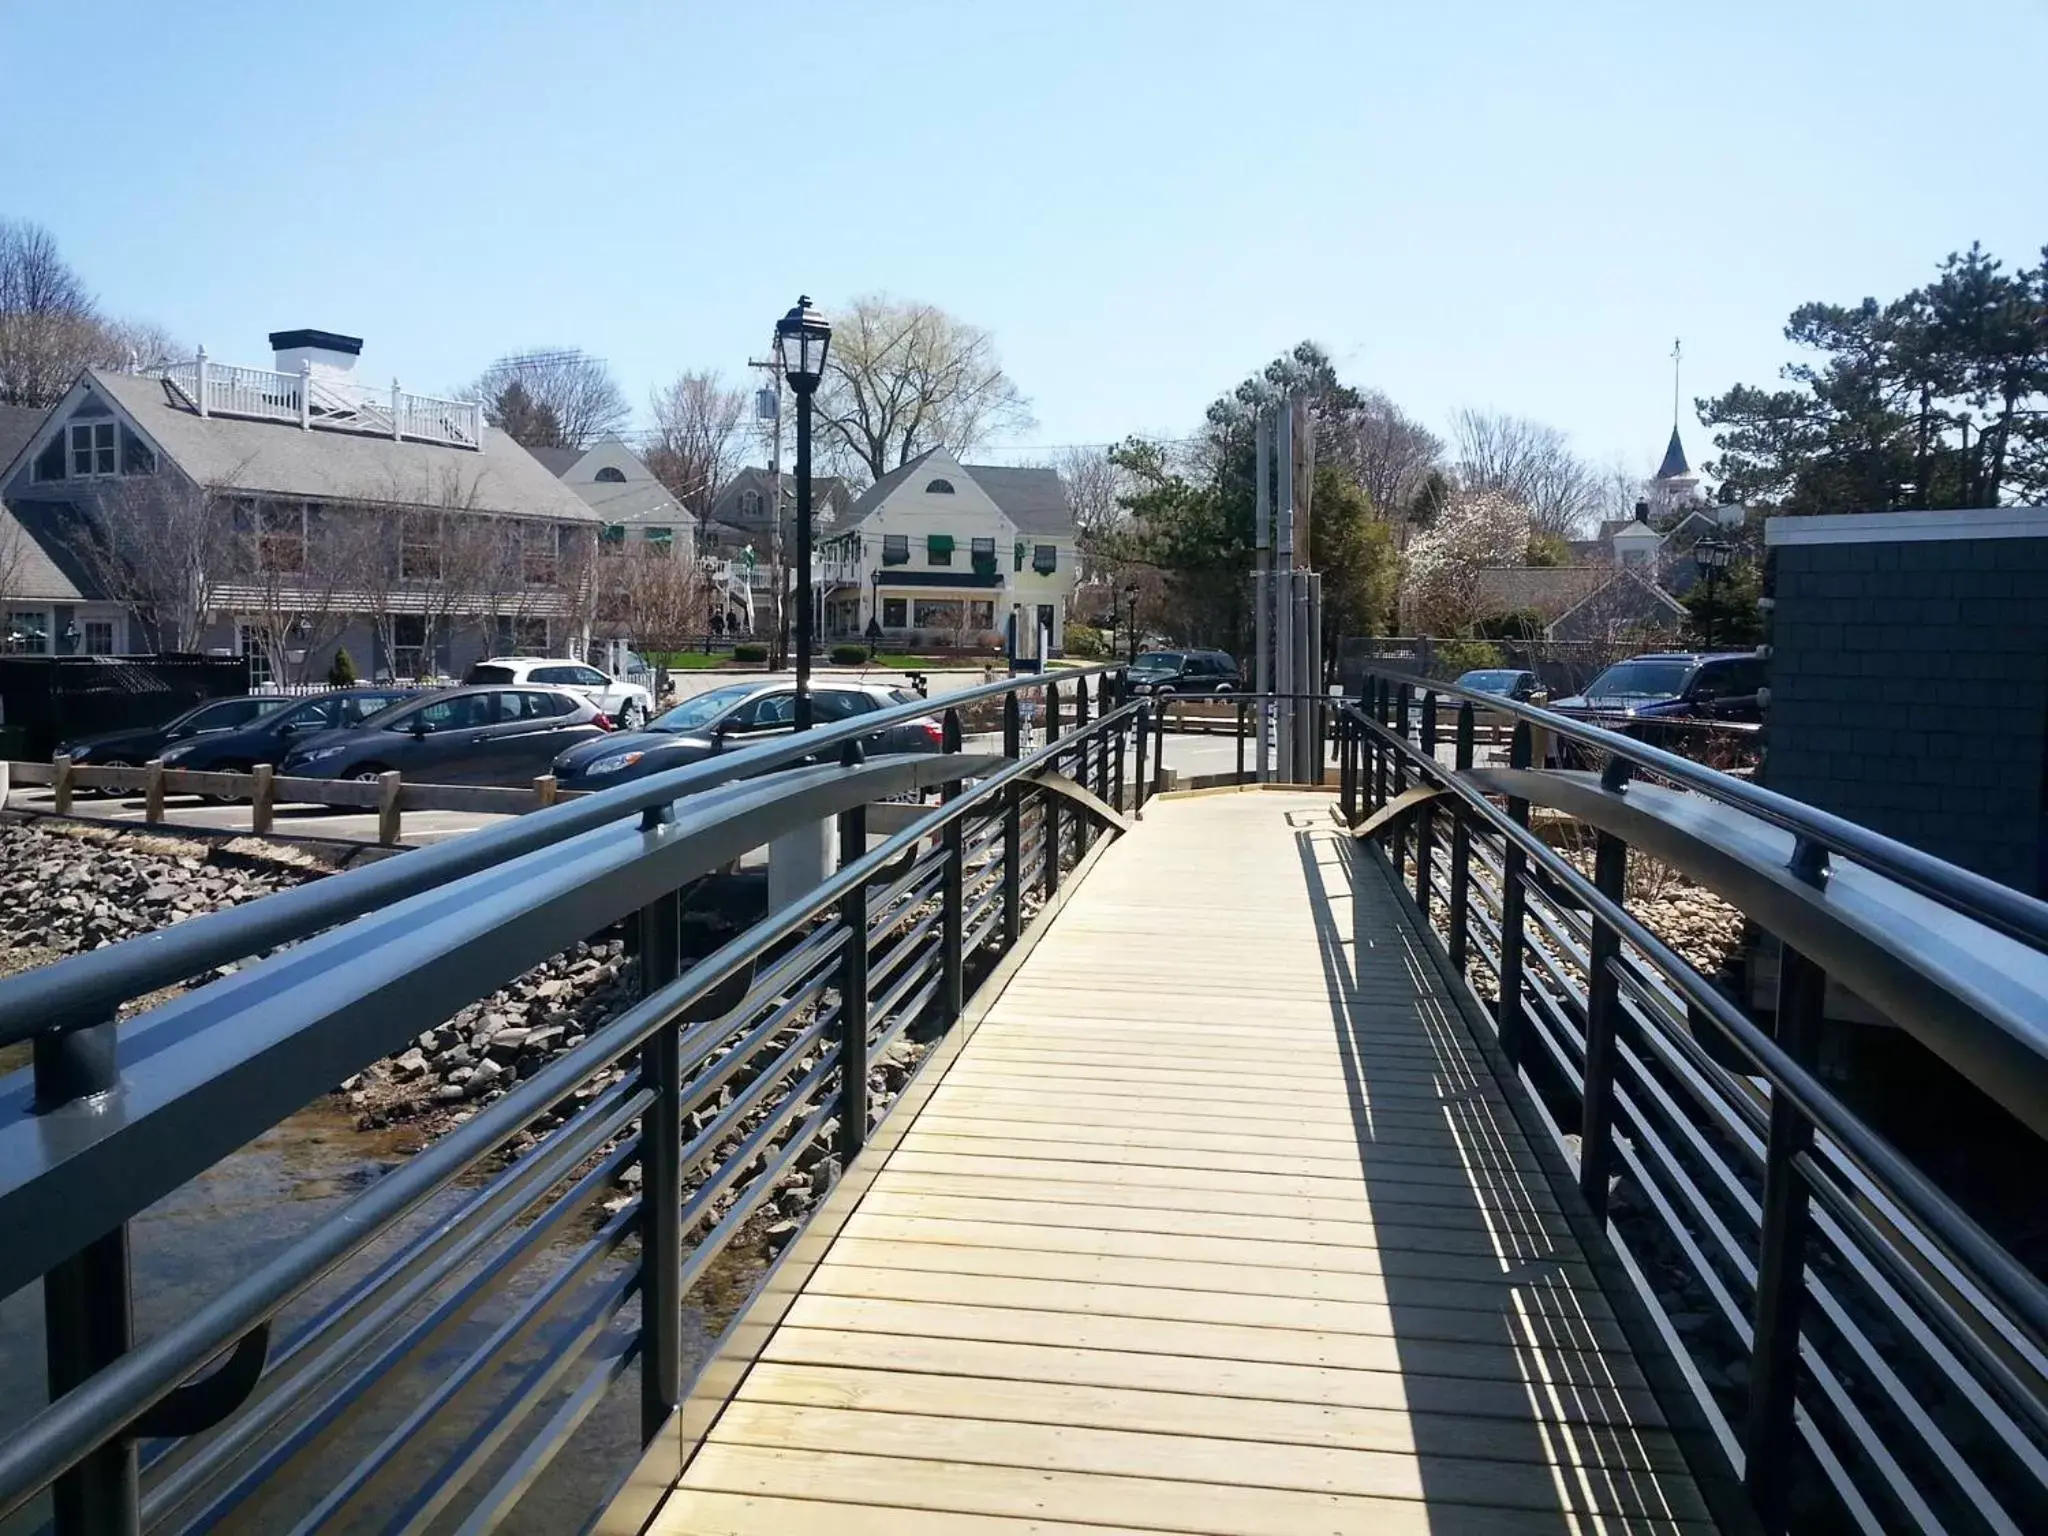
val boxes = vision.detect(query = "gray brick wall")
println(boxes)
[1766,536,2048,896]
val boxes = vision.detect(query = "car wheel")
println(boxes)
[1213,683,1234,695]
[92,758,136,798]
[617,699,646,730]
[349,764,393,782]
[203,762,254,805]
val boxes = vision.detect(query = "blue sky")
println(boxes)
[4,0,2043,479]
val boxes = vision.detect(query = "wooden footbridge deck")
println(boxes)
[642,791,1709,1535]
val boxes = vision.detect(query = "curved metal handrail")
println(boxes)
[1351,667,2048,952]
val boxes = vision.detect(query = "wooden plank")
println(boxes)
[649,1490,1151,1535]
[801,1263,1631,1355]
[925,1081,1526,1138]
[707,1400,1706,1522]
[735,1361,1679,1471]
[760,1328,1668,1430]
[939,1063,1496,1108]
[676,1443,1706,1536]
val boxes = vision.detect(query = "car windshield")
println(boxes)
[1134,652,1184,672]
[1584,660,1694,698]
[1456,670,1523,694]
[649,684,759,733]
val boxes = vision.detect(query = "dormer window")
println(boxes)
[71,422,116,477]
[739,489,764,517]
[594,466,627,483]
[924,478,955,494]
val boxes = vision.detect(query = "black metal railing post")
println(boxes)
[1339,710,1356,823]
[1152,695,1168,796]
[939,709,965,1023]
[1002,691,1023,949]
[1745,840,1831,1533]
[1578,758,1633,1221]
[36,1019,139,1536]
[1095,674,1113,807]
[1236,698,1247,782]
[1414,691,1438,915]
[1497,721,1533,1066]
[1072,680,1091,860]
[1448,701,1474,969]
[634,888,682,1442]
[1042,680,1063,896]
[1133,698,1150,814]
[1391,683,1411,877]
[835,743,870,1163]
[1113,696,1128,812]
[1374,679,1391,812]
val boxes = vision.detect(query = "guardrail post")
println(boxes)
[533,773,557,808]
[249,763,275,836]
[1448,701,1474,969]
[837,742,870,1162]
[1746,841,1830,1533]
[1414,692,1438,914]
[1498,721,1533,1065]
[940,709,964,1023]
[636,887,682,1442]
[36,1013,139,1536]
[376,770,402,846]
[53,752,74,815]
[1002,692,1023,949]
[1578,782,1630,1222]
[143,759,165,825]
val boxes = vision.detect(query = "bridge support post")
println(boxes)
[940,710,964,1024]
[1414,692,1438,915]
[635,889,683,1442]
[836,749,870,1163]
[1003,693,1023,949]
[1448,702,1474,970]
[1578,780,1630,1222]
[1746,845,1830,1533]
[36,1016,140,1536]
[1497,722,1533,1066]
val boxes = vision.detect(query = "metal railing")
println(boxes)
[0,666,1147,1534]
[1338,667,2048,1535]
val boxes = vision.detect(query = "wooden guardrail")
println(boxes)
[8,757,589,847]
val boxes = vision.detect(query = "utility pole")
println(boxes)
[748,357,785,666]
[1254,411,1272,783]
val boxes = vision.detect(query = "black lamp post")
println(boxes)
[774,295,832,730]
[1692,534,1732,651]
[1123,581,1140,666]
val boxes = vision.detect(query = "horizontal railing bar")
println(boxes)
[868,909,942,997]
[678,1102,833,1302]
[678,1018,832,1189]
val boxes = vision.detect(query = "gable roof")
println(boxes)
[842,448,946,524]
[1472,565,1609,619]
[1656,427,1692,481]
[1546,569,1688,640]
[0,499,104,602]
[0,404,50,479]
[841,450,1075,538]
[524,445,583,476]
[75,371,598,522]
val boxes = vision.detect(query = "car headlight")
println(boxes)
[584,750,644,776]
[161,744,194,763]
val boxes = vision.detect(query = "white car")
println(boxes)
[463,658,654,729]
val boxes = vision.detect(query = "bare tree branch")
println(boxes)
[0,219,180,407]
[646,370,748,510]
[1451,408,1600,537]
[469,348,630,450]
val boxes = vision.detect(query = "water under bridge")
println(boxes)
[1,669,2043,1536]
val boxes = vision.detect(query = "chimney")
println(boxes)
[1633,497,1651,523]
[269,329,363,395]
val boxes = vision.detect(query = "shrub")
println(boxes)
[1431,639,1504,678]
[732,642,769,664]
[829,643,871,665]
[1063,622,1107,659]
[326,646,359,687]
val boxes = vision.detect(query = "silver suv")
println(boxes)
[463,658,654,728]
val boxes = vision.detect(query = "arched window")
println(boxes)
[740,489,764,516]
[593,466,627,483]
[924,478,955,494]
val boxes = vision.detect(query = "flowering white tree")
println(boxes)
[1401,488,1529,634]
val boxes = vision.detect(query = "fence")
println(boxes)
[0,666,1148,1535]
[0,656,252,762]
[1338,668,2048,1534]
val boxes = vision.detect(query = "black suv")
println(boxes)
[1127,649,1241,696]
[1550,652,1766,725]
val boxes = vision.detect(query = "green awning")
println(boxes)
[927,534,955,558]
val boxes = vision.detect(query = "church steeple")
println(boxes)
[1649,338,1701,511]
[1656,426,1691,481]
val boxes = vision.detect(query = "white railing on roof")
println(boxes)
[155,352,485,450]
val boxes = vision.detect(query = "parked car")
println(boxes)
[57,695,290,766]
[464,657,654,728]
[553,681,941,791]
[281,686,610,786]
[1549,652,1766,724]
[1451,668,1547,705]
[157,688,419,774]
[1125,650,1241,696]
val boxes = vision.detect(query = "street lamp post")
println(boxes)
[1123,581,1140,666]
[774,296,832,731]
[1692,534,1732,651]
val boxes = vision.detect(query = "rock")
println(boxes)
[433,1083,467,1102]
[391,1049,429,1082]
[764,1220,800,1253]
[485,1028,530,1058]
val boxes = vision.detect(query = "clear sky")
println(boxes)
[4,0,2043,479]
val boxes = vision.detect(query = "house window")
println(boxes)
[391,615,428,679]
[914,599,963,631]
[238,501,307,574]
[925,478,956,494]
[1013,539,1027,572]
[82,619,117,655]
[971,536,997,574]
[644,526,674,557]
[1619,547,1649,569]
[121,428,154,475]
[32,435,65,482]
[1032,543,1057,574]
[6,610,49,653]
[968,600,995,630]
[881,534,909,566]
[739,489,764,517]
[882,597,907,628]
[594,466,627,483]
[400,514,443,580]
[927,534,954,566]
[522,524,559,585]
[239,623,274,687]
[599,523,625,552]
[70,421,116,477]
